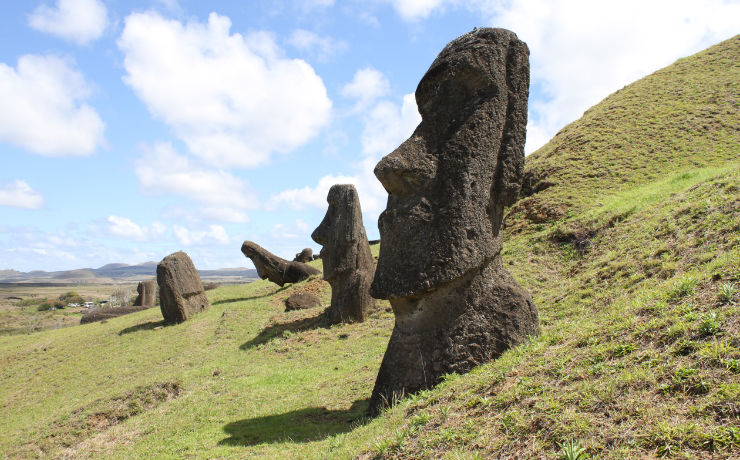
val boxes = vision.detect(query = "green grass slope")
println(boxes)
[0,37,738,459]
[514,34,738,227]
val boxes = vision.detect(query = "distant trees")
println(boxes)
[58,291,85,305]
[110,288,134,307]
[37,298,64,311]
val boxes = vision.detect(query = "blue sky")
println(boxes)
[1,0,737,272]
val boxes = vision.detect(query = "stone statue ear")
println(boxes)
[493,38,529,208]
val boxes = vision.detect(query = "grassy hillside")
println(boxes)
[0,36,738,459]
[0,256,397,459]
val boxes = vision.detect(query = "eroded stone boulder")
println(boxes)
[312,184,375,324]
[133,280,156,307]
[368,28,539,416]
[285,292,322,311]
[157,251,210,324]
[241,241,320,287]
[293,248,313,263]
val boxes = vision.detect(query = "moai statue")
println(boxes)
[368,28,539,415]
[157,251,211,324]
[311,184,375,324]
[293,248,314,263]
[241,241,320,287]
[133,280,156,307]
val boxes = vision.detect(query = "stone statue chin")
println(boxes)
[368,27,539,416]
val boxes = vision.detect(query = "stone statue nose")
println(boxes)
[374,154,412,196]
[374,136,436,196]
[311,219,329,245]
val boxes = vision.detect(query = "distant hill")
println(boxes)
[0,261,258,284]
[52,269,97,280]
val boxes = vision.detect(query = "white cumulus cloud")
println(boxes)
[118,11,332,168]
[482,0,740,152]
[361,92,420,156]
[387,0,449,21]
[341,67,391,112]
[266,174,358,211]
[173,224,230,246]
[288,29,348,61]
[29,0,108,45]
[107,216,166,241]
[135,143,255,223]
[269,92,420,220]
[0,180,44,209]
[269,219,313,241]
[0,54,105,156]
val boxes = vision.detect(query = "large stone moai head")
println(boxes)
[368,28,538,416]
[241,241,320,287]
[311,184,375,323]
[371,27,529,300]
[133,280,156,307]
[157,251,210,324]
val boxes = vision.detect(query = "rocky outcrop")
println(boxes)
[133,280,156,307]
[285,292,322,311]
[157,251,210,324]
[312,184,375,324]
[241,241,320,287]
[368,28,539,416]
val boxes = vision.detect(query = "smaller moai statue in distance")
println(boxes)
[312,184,375,324]
[133,280,156,307]
[157,251,210,324]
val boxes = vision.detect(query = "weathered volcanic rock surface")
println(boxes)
[241,241,320,287]
[133,280,156,307]
[157,251,210,324]
[285,292,322,311]
[312,184,375,324]
[368,28,539,416]
[293,248,314,263]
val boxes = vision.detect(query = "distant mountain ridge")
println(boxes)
[0,261,258,284]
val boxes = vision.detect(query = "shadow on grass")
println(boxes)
[212,285,289,306]
[239,309,330,350]
[118,320,167,335]
[219,399,369,446]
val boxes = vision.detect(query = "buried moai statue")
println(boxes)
[157,251,210,324]
[311,184,375,323]
[293,248,314,263]
[133,280,156,307]
[368,28,539,415]
[241,241,320,287]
